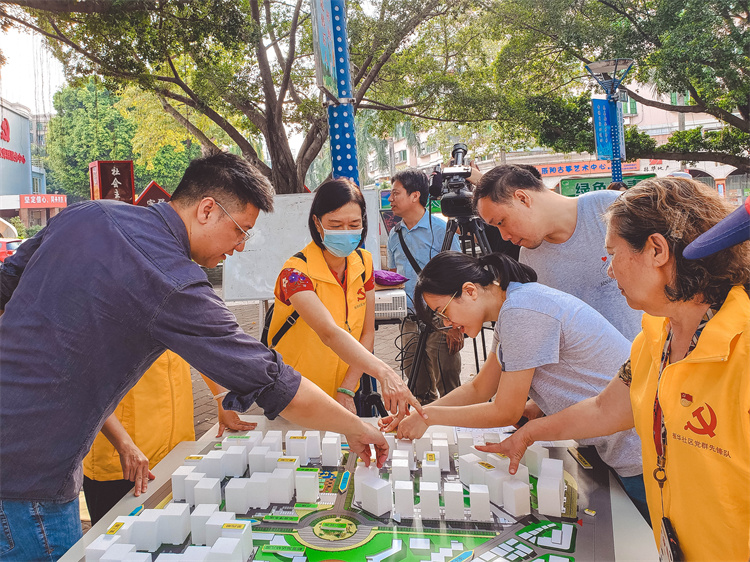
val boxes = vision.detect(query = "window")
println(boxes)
[621,92,637,115]
[419,141,437,156]
[394,149,407,163]
[670,91,691,105]
[32,177,41,194]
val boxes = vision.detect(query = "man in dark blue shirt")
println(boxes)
[0,153,391,560]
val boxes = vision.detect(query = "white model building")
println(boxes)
[208,537,243,561]
[470,446,488,462]
[469,484,492,521]
[223,445,247,478]
[321,437,341,467]
[287,435,309,464]
[419,481,440,519]
[262,430,283,452]
[443,482,465,521]
[458,453,481,486]
[130,509,162,552]
[484,466,512,506]
[276,455,301,470]
[361,477,392,517]
[384,433,395,460]
[200,450,227,479]
[513,463,530,485]
[457,433,474,456]
[247,472,271,509]
[204,512,236,547]
[305,430,322,458]
[98,543,137,562]
[503,479,531,517]
[433,439,451,472]
[269,468,295,504]
[220,520,254,561]
[421,452,441,484]
[392,449,415,471]
[190,504,219,546]
[394,480,415,517]
[391,458,410,483]
[160,502,190,545]
[354,464,380,503]
[85,533,122,562]
[170,465,196,502]
[537,457,565,516]
[295,468,319,503]
[184,471,206,506]
[264,450,283,472]
[522,443,549,477]
[414,436,432,460]
[224,478,251,514]
[182,545,212,561]
[221,434,252,455]
[183,454,204,468]
[247,445,269,474]
[193,477,222,506]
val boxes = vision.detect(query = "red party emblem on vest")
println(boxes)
[684,403,717,437]
[357,287,366,301]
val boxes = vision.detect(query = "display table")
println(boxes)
[61,416,658,561]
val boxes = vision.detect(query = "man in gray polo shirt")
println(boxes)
[473,164,642,341]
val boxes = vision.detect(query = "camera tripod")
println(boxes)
[405,214,493,396]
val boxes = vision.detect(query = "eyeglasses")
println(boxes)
[215,200,254,245]
[433,291,459,324]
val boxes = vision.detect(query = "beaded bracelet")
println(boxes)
[336,387,355,397]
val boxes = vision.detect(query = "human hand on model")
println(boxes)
[216,407,258,438]
[116,438,155,496]
[378,408,429,439]
[475,424,535,475]
[374,365,426,423]
[346,421,389,468]
[445,327,465,355]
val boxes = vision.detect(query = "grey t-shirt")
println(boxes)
[491,281,642,477]
[519,190,643,341]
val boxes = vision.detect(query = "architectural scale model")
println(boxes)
[83,428,620,561]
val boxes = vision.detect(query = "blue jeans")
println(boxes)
[0,498,82,561]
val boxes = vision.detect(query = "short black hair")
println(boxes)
[391,168,429,207]
[171,152,274,213]
[308,178,368,250]
[516,164,542,180]
[473,164,546,206]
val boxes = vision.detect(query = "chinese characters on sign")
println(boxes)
[89,161,135,203]
[539,159,640,177]
[135,181,171,207]
[20,194,68,208]
[559,173,656,197]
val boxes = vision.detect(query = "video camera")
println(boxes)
[428,143,474,218]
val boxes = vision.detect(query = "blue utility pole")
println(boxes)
[327,0,359,185]
[586,59,633,183]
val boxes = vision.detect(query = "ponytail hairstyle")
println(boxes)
[414,251,537,324]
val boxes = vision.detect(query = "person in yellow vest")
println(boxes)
[82,350,255,524]
[478,178,750,561]
[267,178,420,416]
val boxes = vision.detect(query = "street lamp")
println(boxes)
[585,58,634,182]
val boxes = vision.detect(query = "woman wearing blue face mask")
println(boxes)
[267,179,421,418]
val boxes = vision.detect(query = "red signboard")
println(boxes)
[539,159,640,177]
[19,194,68,208]
[89,160,135,203]
[135,181,171,207]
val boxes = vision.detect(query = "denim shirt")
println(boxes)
[0,200,300,502]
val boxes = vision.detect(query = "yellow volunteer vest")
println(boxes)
[269,241,373,398]
[83,350,195,481]
[630,286,750,561]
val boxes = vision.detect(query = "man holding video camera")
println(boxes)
[387,169,463,404]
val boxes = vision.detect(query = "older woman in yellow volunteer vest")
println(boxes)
[267,179,419,418]
[478,178,750,562]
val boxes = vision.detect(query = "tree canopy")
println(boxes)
[46,78,201,197]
